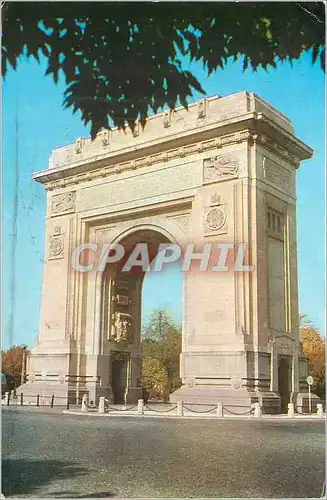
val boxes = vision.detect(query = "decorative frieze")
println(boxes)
[253,134,299,167]
[46,132,251,190]
[51,191,76,215]
[203,154,239,184]
[44,130,298,192]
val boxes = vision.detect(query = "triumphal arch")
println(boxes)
[19,92,314,412]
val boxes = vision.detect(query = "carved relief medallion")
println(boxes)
[51,191,76,215]
[205,206,226,231]
[204,193,227,235]
[203,154,239,184]
[49,228,64,259]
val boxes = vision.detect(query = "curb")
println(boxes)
[62,410,325,421]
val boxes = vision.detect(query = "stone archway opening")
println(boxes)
[100,227,182,404]
[141,258,182,403]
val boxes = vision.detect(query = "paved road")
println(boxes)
[2,407,325,498]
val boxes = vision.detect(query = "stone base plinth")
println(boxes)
[255,391,282,414]
[125,387,143,404]
[170,385,282,414]
[295,392,321,413]
[15,381,87,406]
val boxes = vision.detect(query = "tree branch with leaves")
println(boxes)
[2,2,325,138]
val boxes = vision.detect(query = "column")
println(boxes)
[270,342,278,392]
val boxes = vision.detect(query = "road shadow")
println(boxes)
[1,459,102,497]
[39,493,116,498]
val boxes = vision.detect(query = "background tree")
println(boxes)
[299,312,314,329]
[2,345,28,390]
[2,2,325,137]
[141,308,182,402]
[141,358,168,401]
[299,316,325,400]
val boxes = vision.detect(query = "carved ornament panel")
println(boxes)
[203,154,239,184]
[49,227,64,259]
[51,191,76,215]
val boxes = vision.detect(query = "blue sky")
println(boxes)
[2,51,325,349]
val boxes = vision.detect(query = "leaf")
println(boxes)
[2,3,325,136]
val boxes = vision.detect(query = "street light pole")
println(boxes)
[20,346,26,387]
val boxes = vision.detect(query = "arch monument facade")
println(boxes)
[18,92,316,412]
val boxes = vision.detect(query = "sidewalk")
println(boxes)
[3,400,325,420]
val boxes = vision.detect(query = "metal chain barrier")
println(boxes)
[294,406,309,415]
[107,404,138,412]
[3,393,69,409]
[85,402,98,410]
[280,404,289,414]
[145,404,177,413]
[183,405,216,414]
[223,405,255,416]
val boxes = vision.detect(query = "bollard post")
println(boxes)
[98,397,105,414]
[287,402,294,418]
[81,394,88,412]
[36,394,40,407]
[50,395,54,408]
[317,404,323,418]
[137,399,144,415]
[5,392,10,406]
[216,402,223,418]
[20,393,24,406]
[66,398,70,410]
[254,402,262,418]
[177,401,183,417]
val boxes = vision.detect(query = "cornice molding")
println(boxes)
[34,113,312,191]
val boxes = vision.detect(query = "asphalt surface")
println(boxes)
[2,407,325,498]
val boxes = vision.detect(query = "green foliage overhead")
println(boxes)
[2,2,325,138]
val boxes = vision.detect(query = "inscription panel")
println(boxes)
[79,162,200,212]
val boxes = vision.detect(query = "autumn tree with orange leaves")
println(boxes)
[1,345,28,390]
[300,315,325,400]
